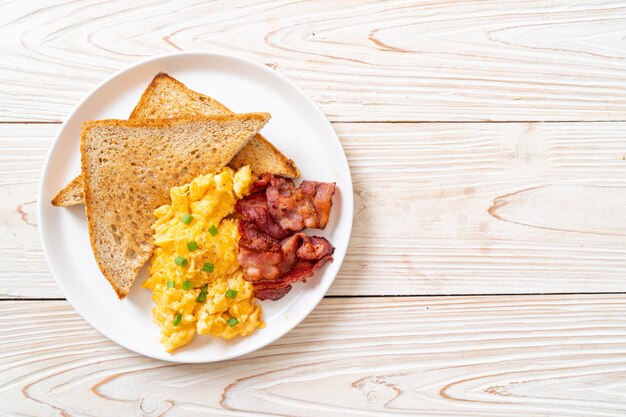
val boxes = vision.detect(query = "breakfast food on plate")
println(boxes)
[53,72,338,352]
[51,73,298,207]
[144,166,263,352]
[81,114,269,298]
[236,174,336,300]
[50,175,84,207]
[144,167,335,351]
[131,73,300,178]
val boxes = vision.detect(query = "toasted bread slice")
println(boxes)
[82,114,270,298]
[130,73,299,178]
[52,73,299,207]
[50,175,84,207]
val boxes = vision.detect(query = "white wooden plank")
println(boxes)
[3,122,626,298]
[0,124,53,298]
[337,122,626,295]
[3,0,626,122]
[1,295,625,416]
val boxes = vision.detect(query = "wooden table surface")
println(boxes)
[2,1,626,416]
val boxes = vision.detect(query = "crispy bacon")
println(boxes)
[253,256,334,300]
[246,174,336,232]
[238,219,334,285]
[266,176,336,232]
[254,285,292,301]
[298,180,336,229]
[235,192,290,240]
[237,174,336,300]
[266,176,318,231]
[281,233,334,269]
[238,220,280,252]
[237,221,284,282]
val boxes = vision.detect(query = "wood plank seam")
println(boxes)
[4,122,626,297]
[1,296,625,417]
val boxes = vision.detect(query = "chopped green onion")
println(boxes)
[187,240,199,251]
[196,284,208,303]
[181,213,193,225]
[202,262,214,273]
[182,280,193,291]
[173,313,182,326]
[208,225,218,236]
[167,280,175,289]
[175,256,188,267]
[225,289,238,299]
[227,317,238,327]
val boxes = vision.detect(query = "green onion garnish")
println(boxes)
[173,313,182,326]
[175,256,188,267]
[196,284,208,303]
[187,240,199,251]
[167,280,175,289]
[181,213,193,225]
[208,225,218,236]
[226,289,238,299]
[202,262,214,273]
[227,317,238,327]
[182,280,193,291]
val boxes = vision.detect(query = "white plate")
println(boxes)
[38,52,353,363]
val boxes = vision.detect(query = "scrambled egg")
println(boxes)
[143,166,264,352]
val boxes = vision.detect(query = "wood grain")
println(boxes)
[3,0,626,122]
[1,296,625,416]
[4,122,626,298]
[340,121,626,295]
[0,124,50,298]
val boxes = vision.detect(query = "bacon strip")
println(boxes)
[266,176,336,231]
[235,192,290,240]
[253,256,334,300]
[237,221,284,282]
[238,220,334,285]
[254,285,292,301]
[298,180,336,229]
[245,174,336,233]
[237,174,336,300]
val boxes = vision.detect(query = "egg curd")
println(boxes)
[143,166,264,352]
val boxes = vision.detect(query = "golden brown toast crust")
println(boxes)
[50,175,84,206]
[51,73,299,207]
[129,72,231,119]
[130,73,300,178]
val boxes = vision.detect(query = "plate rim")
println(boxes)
[37,51,354,363]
